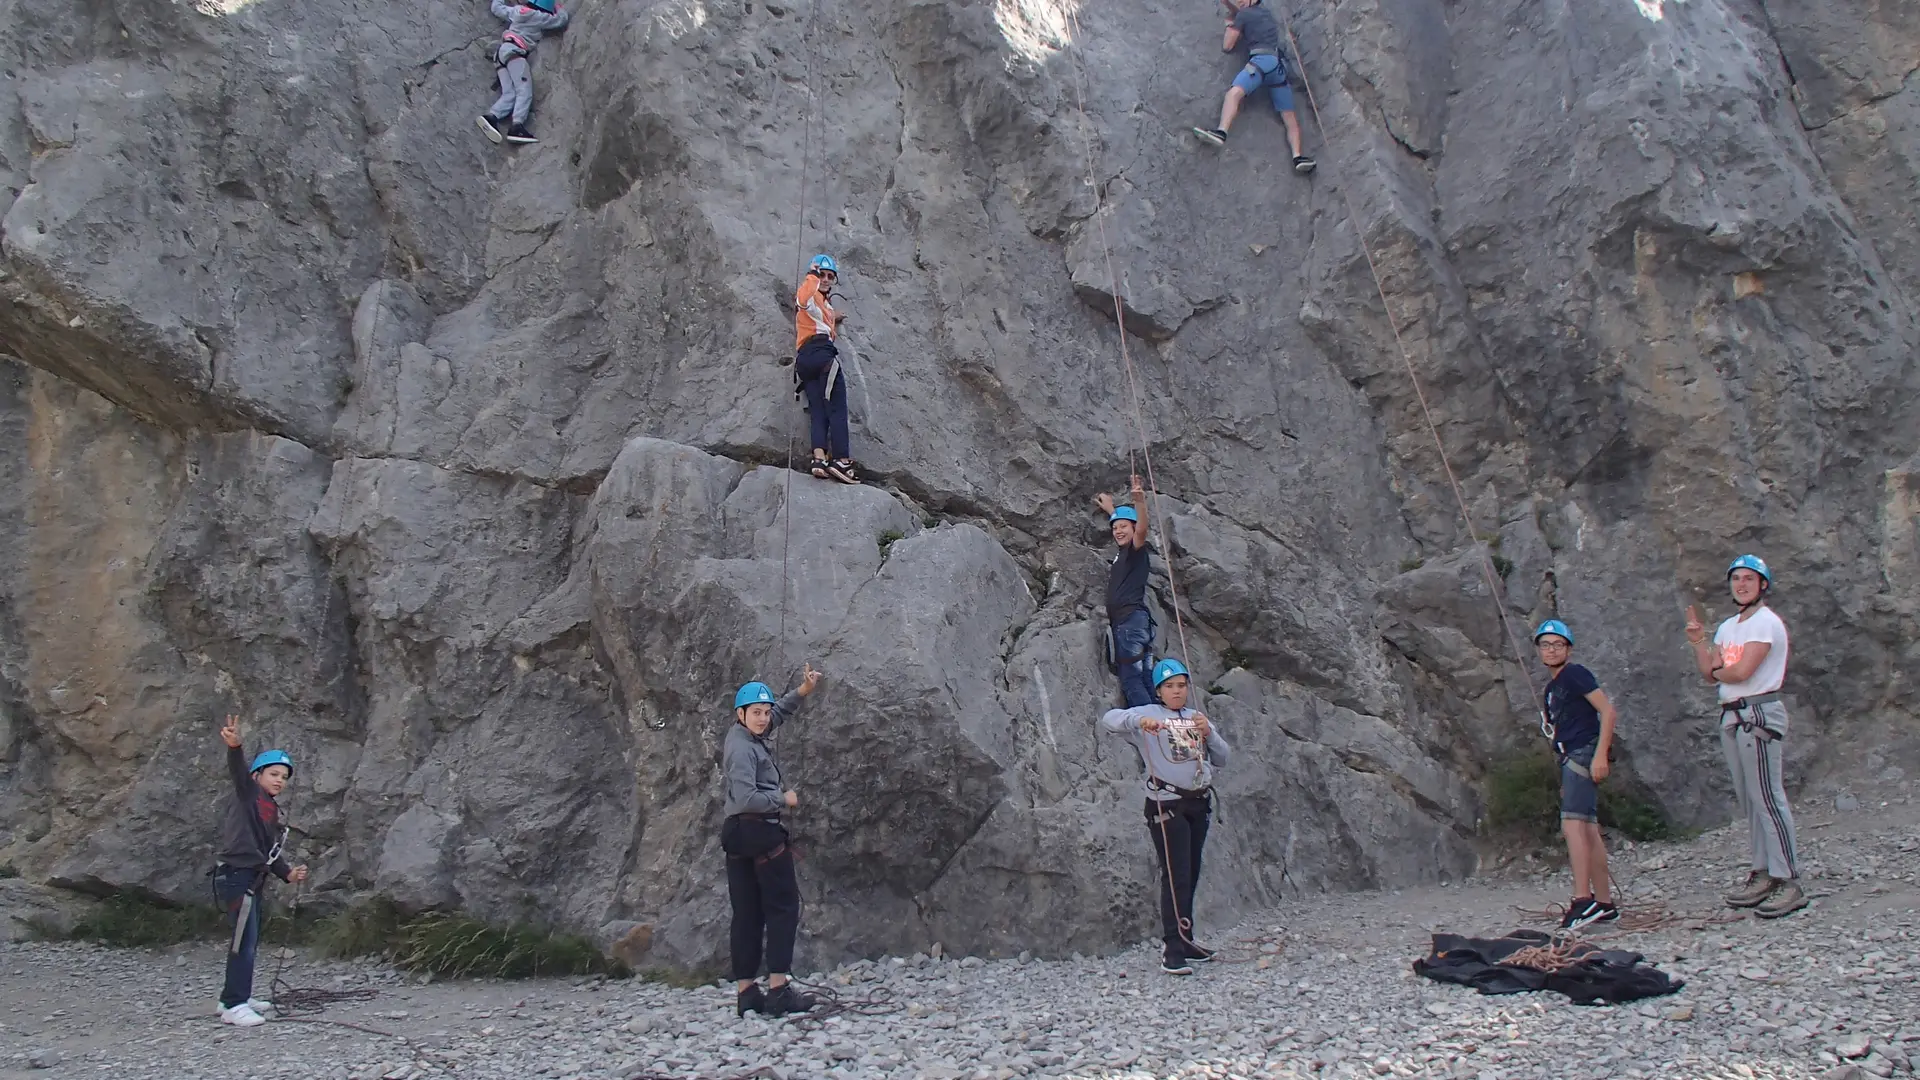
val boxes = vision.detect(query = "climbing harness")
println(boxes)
[1720,692,1783,741]
[496,31,532,65]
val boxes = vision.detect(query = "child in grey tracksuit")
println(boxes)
[478,0,569,145]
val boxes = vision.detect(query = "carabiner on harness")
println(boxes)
[264,824,289,868]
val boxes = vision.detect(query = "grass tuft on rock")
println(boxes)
[308,900,628,980]
[52,893,228,948]
[308,896,408,958]
[396,913,628,979]
[1484,748,1563,842]
[1484,747,1676,844]
[638,965,721,989]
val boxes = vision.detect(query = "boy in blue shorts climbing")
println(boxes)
[1534,620,1618,930]
[1193,0,1315,173]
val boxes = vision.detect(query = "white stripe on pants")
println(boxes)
[489,55,533,126]
[1719,700,1798,879]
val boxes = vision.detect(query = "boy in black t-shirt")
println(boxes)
[1534,620,1619,929]
[1096,476,1156,707]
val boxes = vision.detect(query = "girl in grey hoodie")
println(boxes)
[720,664,821,1016]
[477,0,570,144]
[1100,657,1230,975]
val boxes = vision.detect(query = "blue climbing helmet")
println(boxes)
[1727,554,1771,583]
[1151,658,1190,689]
[249,750,294,777]
[809,254,838,275]
[1532,620,1573,646]
[733,681,777,710]
[1110,506,1139,524]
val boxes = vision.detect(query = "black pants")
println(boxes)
[1145,796,1211,947]
[796,336,849,460]
[722,816,801,981]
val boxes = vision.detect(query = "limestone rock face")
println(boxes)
[0,0,1912,966]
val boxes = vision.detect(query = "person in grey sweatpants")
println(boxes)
[1686,554,1805,919]
[477,0,569,145]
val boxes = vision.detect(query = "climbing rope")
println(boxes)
[1062,6,1211,954]
[776,0,820,681]
[771,0,823,818]
[253,884,409,1043]
[1501,936,1594,974]
[1276,7,1542,711]
[780,978,903,1028]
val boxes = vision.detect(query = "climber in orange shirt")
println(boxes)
[794,255,858,484]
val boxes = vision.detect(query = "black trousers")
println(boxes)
[1144,795,1211,947]
[722,816,801,981]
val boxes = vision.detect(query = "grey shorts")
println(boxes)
[1559,742,1598,823]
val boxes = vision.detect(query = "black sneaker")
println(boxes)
[1292,154,1317,174]
[1587,901,1620,925]
[1192,127,1227,146]
[1182,942,1217,963]
[1559,897,1597,929]
[827,458,861,485]
[505,124,538,144]
[761,983,815,1016]
[476,114,506,144]
[1161,950,1195,976]
[735,983,765,1017]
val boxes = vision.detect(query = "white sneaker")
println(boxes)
[247,998,274,1015]
[220,1003,268,1027]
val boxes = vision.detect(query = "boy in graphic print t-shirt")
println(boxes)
[1687,554,1805,919]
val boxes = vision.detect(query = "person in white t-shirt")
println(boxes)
[1684,554,1806,918]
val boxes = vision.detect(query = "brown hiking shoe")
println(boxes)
[1725,871,1777,908]
[1755,879,1808,919]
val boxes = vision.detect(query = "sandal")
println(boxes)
[827,458,861,485]
[810,458,831,480]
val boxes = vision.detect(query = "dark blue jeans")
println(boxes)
[796,337,849,460]
[1112,608,1156,708]
[214,867,263,1008]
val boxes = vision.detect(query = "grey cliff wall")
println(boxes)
[0,0,1912,967]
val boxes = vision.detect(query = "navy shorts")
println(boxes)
[1559,742,1598,823]
[1232,53,1296,113]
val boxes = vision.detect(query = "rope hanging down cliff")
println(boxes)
[776,0,821,681]
[1273,6,1542,713]
[1063,7,1215,956]
[1059,2,1551,951]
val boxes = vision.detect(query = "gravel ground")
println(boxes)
[1,792,1913,1080]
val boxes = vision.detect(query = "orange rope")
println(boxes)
[1064,6,1204,953]
[1276,7,1542,711]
